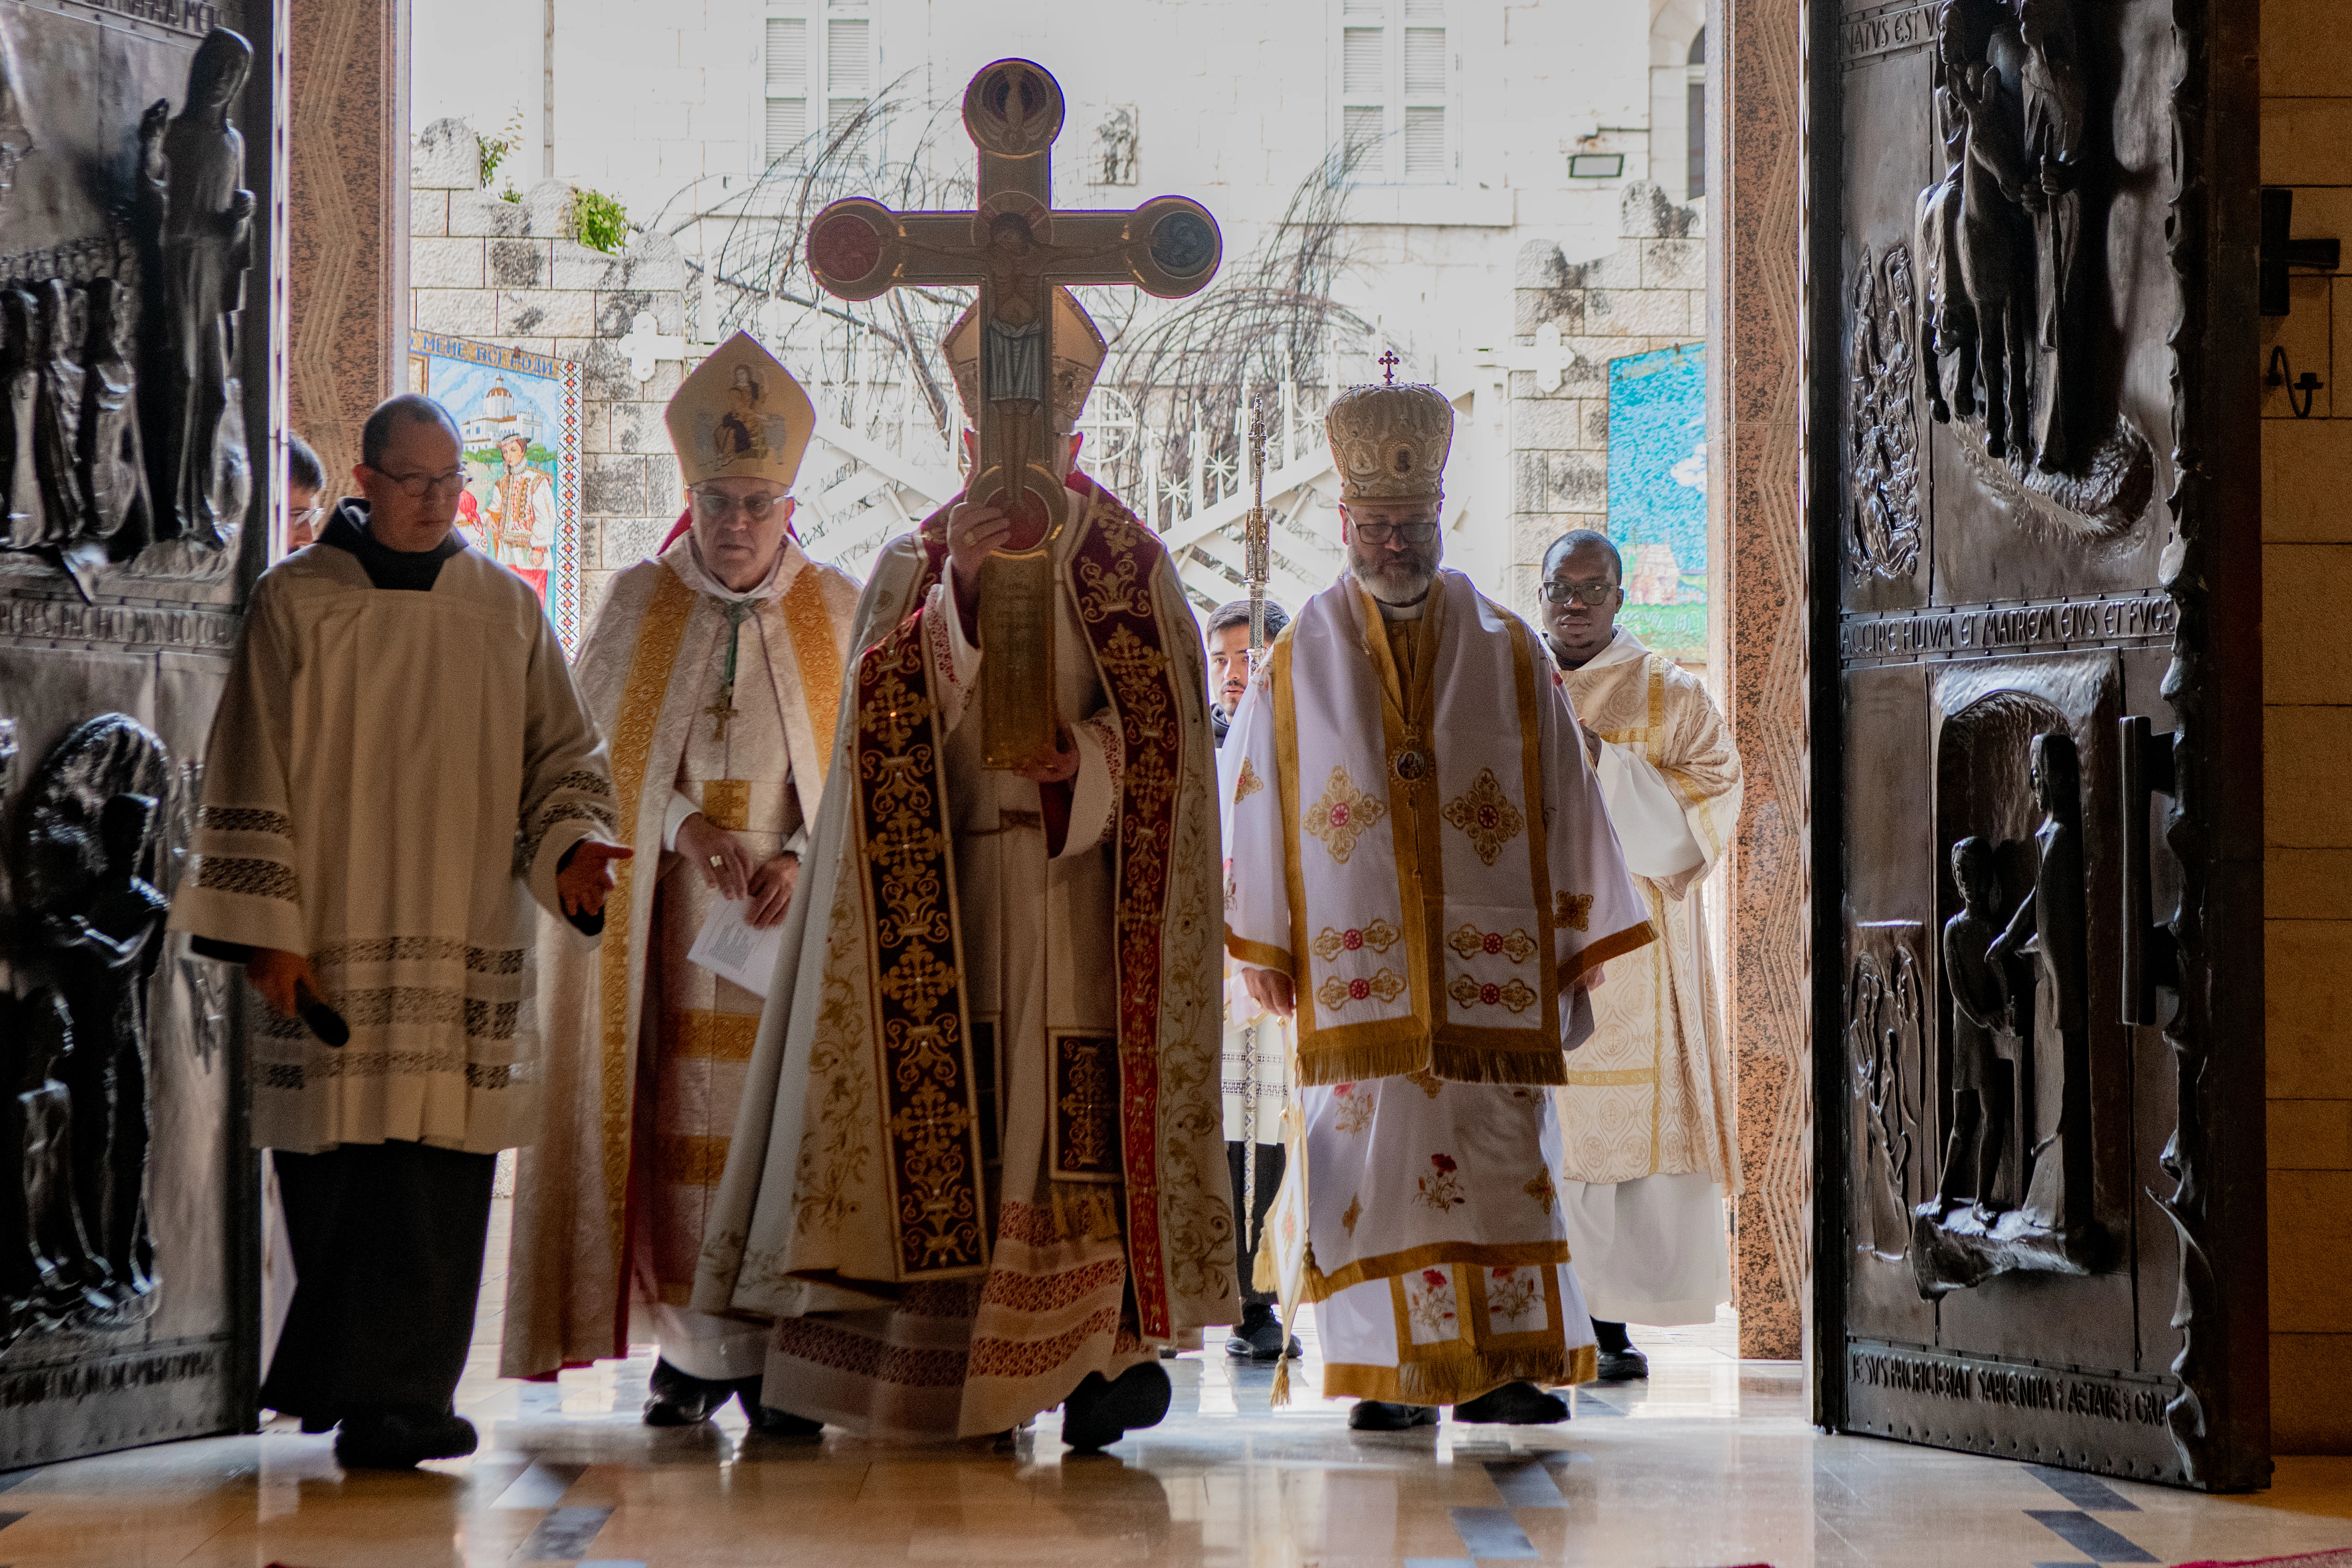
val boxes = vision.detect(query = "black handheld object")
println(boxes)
[294,981,349,1047]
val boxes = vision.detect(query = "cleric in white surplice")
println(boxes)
[172,394,625,1470]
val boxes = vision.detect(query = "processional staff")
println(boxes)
[801,58,1225,770]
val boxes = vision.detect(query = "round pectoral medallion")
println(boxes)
[1391,748,1428,784]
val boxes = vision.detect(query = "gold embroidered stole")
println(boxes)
[595,568,697,1271]
[1067,489,1191,1340]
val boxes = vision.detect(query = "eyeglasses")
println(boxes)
[1540,579,1619,606]
[290,505,325,526]
[1351,520,1438,545]
[691,487,786,522]
[370,467,466,498]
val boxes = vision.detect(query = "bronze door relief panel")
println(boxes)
[0,0,275,1467]
[1811,0,2265,1491]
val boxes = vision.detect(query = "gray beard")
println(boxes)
[1351,559,1435,605]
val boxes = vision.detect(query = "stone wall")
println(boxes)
[1504,182,1705,617]
[2258,0,2352,1454]
[408,117,695,616]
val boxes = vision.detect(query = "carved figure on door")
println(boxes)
[1986,730,2091,1233]
[78,278,149,549]
[1950,22,2038,463]
[32,278,89,541]
[143,29,254,549]
[21,716,173,1312]
[1934,836,2019,1220]
[1,991,112,1333]
[2017,0,2086,471]
[2,287,42,548]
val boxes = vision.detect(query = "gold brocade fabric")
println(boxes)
[639,616,805,1308]
[1551,642,1744,1189]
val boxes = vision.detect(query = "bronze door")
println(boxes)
[1808,0,2266,1489]
[0,0,276,1465]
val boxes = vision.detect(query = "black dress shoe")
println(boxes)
[1594,1347,1650,1383]
[643,1357,736,1427]
[1223,1303,1301,1361]
[1347,1399,1439,1431]
[1453,1381,1569,1424]
[1061,1362,1173,1453]
[297,1411,339,1434]
[334,1406,479,1469]
[744,1402,823,1437]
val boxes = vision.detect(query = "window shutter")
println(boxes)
[765,17,807,163]
[1403,106,1445,178]
[1342,27,1385,97]
[828,18,870,94]
[1402,27,1445,96]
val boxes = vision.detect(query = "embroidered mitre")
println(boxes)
[666,332,816,490]
[943,284,1107,428]
[1324,381,1453,502]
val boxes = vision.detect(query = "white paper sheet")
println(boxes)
[686,893,785,998]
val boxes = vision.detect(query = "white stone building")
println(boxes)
[412,0,1710,615]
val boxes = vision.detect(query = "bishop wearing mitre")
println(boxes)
[1225,379,1653,1429]
[502,336,859,1431]
[1538,528,1744,1381]
[693,289,1234,1449]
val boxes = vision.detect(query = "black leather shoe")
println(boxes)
[334,1406,478,1469]
[643,1357,735,1427]
[1594,1347,1650,1383]
[1224,1302,1301,1361]
[744,1402,823,1437]
[1061,1362,1173,1453]
[1453,1381,1569,1424]
[1347,1400,1439,1431]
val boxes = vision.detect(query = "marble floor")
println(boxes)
[2,1212,2348,1568]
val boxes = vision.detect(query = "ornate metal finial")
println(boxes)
[1378,348,1400,385]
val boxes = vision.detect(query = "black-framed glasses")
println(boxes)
[369,467,466,499]
[1540,579,1618,606]
[690,486,785,522]
[1352,520,1438,545]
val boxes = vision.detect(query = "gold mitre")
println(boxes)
[1324,381,1454,502]
[944,286,1107,429]
[666,332,816,489]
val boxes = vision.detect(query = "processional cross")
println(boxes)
[805,59,1224,769]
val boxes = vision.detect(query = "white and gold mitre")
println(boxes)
[666,332,816,489]
[944,285,1107,429]
[1324,381,1453,502]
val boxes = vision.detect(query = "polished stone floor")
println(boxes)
[3,1210,2349,1567]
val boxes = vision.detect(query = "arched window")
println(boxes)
[1686,26,1706,199]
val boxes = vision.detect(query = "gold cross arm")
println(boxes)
[809,199,1220,301]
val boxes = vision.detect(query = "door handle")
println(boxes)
[2120,714,2180,1025]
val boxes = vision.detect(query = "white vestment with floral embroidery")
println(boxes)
[1296,1073,1597,1403]
[1228,572,1648,1404]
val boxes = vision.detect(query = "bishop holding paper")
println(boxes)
[504,336,859,1429]
[1226,378,1653,1429]
[694,290,1235,1449]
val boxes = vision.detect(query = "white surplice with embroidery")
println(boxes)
[1225,572,1652,1402]
[1552,625,1744,1325]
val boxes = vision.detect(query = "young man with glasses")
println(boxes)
[502,336,858,1436]
[173,393,626,1467]
[283,431,324,549]
[1224,379,1652,1431]
[1538,529,1745,1384]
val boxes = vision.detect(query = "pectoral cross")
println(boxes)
[805,58,1224,769]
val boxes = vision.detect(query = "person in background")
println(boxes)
[1539,529,1745,1383]
[1205,598,1302,1361]
[284,432,324,550]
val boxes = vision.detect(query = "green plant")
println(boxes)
[567,187,630,255]
[477,107,525,195]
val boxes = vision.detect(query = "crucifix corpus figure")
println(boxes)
[804,57,1222,769]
